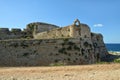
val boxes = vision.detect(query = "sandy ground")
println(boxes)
[0,64,120,80]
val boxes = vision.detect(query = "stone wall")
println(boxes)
[27,22,59,36]
[34,23,91,39]
[0,21,91,41]
[0,19,108,66]
[0,22,59,40]
[0,28,27,40]
[34,26,71,39]
[91,33,108,60]
[0,38,96,66]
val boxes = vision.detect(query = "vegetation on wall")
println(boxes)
[58,48,66,53]
[93,43,97,47]
[67,46,72,50]
[91,33,94,37]
[81,48,85,55]
[22,53,29,57]
[21,42,29,48]
[84,41,89,47]
[27,24,35,32]
[8,42,19,47]
[74,45,80,51]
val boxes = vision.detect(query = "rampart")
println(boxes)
[0,19,108,66]
[0,22,59,40]
[0,38,95,66]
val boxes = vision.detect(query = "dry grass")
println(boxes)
[0,63,120,80]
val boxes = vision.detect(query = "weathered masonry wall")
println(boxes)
[0,22,59,40]
[34,23,91,39]
[91,33,108,59]
[0,28,25,40]
[34,26,71,39]
[0,38,96,66]
[0,19,108,66]
[27,22,59,35]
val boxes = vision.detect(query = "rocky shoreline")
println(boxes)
[101,51,120,62]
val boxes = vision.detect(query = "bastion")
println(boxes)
[0,19,108,66]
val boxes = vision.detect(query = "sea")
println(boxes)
[105,43,120,53]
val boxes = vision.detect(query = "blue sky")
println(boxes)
[0,0,120,43]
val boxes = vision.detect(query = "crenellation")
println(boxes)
[11,28,22,33]
[0,28,10,34]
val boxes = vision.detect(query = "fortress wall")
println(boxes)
[80,24,91,38]
[0,28,10,34]
[36,23,59,33]
[0,20,108,66]
[91,33,108,60]
[0,22,59,40]
[0,28,26,40]
[0,23,91,41]
[69,24,91,39]
[34,23,91,40]
[0,28,37,40]
[27,22,59,34]
[0,38,95,66]
[34,26,72,39]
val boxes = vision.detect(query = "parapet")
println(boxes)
[0,22,60,40]
[11,28,21,32]
[0,28,9,33]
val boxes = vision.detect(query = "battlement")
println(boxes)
[0,28,22,33]
[0,22,59,40]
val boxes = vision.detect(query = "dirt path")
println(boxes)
[0,64,120,80]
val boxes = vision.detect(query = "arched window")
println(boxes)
[73,19,80,26]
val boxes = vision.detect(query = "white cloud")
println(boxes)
[93,24,104,27]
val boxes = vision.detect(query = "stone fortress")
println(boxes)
[0,19,108,66]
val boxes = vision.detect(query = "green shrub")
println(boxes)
[23,53,29,57]
[67,58,70,61]
[68,53,71,56]
[63,38,69,42]
[13,43,19,47]
[93,43,97,47]
[61,43,65,46]
[67,46,72,50]
[67,41,75,45]
[81,48,85,55]
[21,42,29,48]
[114,58,120,63]
[63,51,67,55]
[84,55,88,59]
[50,62,66,66]
[26,37,31,39]
[74,45,80,51]
[96,58,120,64]
[58,48,66,53]
[84,41,89,47]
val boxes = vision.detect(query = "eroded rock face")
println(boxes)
[0,19,108,66]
